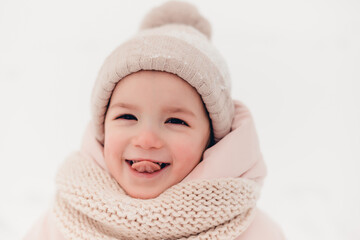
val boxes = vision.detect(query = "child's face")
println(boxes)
[104,71,210,199]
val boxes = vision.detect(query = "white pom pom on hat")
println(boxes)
[91,0,234,145]
[140,1,212,39]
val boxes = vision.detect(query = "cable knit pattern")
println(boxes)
[53,152,260,240]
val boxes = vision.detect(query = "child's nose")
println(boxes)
[131,129,164,150]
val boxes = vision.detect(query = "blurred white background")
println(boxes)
[1,0,359,239]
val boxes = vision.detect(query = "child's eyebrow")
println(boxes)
[163,107,195,117]
[109,102,138,110]
[109,102,195,117]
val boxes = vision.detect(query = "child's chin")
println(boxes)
[125,188,163,199]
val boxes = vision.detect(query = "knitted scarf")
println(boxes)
[53,152,260,240]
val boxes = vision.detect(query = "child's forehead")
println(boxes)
[115,70,189,87]
[107,73,206,117]
[111,71,200,102]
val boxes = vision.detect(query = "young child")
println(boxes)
[24,1,285,239]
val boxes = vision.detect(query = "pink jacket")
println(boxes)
[24,100,285,240]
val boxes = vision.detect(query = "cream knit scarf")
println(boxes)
[53,152,261,240]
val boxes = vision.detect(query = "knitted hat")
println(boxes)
[91,1,234,144]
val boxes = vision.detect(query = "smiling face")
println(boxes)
[104,71,211,199]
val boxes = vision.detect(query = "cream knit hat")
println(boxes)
[91,1,234,144]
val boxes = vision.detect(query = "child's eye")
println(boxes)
[165,118,189,126]
[116,114,137,120]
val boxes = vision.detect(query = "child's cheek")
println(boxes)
[104,132,123,160]
[173,139,202,165]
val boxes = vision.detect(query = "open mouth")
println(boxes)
[126,160,170,173]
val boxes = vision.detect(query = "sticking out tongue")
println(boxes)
[131,161,161,173]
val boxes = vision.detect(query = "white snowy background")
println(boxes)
[0,0,359,239]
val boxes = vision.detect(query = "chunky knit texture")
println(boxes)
[54,153,260,240]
